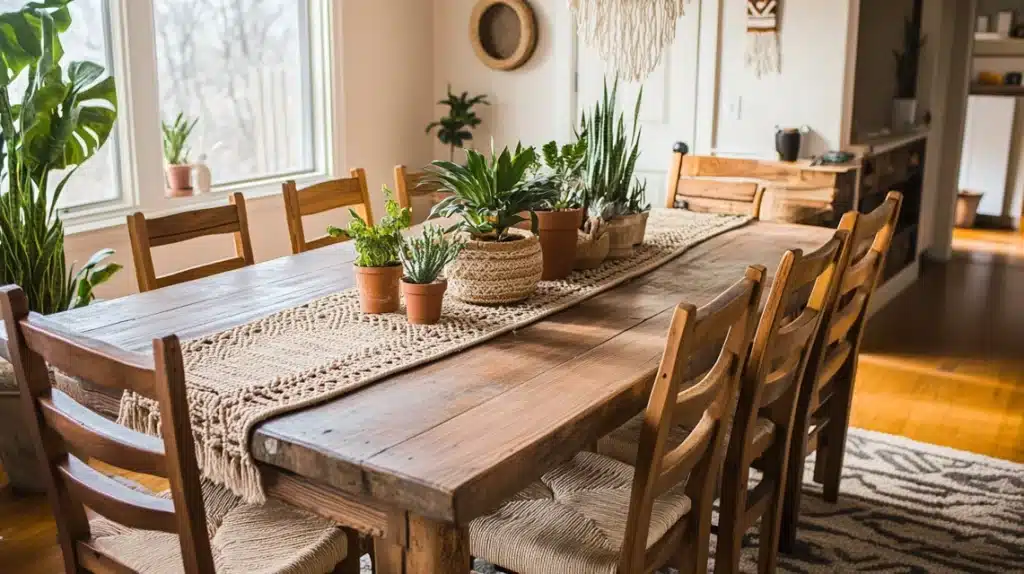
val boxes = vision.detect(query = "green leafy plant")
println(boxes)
[578,79,648,220]
[894,17,926,100]
[399,225,466,284]
[426,143,557,242]
[539,137,588,210]
[328,187,411,268]
[162,112,198,165]
[425,86,490,161]
[0,0,123,315]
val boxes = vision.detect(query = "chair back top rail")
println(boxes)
[127,192,255,293]
[283,168,372,254]
[0,285,215,573]
[666,148,765,218]
[619,266,766,573]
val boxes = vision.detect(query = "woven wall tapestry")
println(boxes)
[569,0,689,82]
[746,0,781,77]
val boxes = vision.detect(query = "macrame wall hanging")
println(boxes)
[569,0,689,83]
[746,0,781,78]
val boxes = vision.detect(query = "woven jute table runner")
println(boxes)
[119,209,751,502]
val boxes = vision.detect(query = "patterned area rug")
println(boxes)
[357,428,1024,573]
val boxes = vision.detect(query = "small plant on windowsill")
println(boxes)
[399,226,465,325]
[328,187,411,314]
[426,143,556,304]
[425,86,490,162]
[161,112,198,197]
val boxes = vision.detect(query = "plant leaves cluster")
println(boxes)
[893,17,926,100]
[578,79,649,220]
[0,0,123,315]
[399,224,465,285]
[328,187,411,268]
[162,112,198,165]
[539,138,587,210]
[426,143,556,242]
[425,85,489,161]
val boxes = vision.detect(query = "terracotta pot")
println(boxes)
[445,228,543,304]
[605,214,642,259]
[354,264,403,314]
[535,208,584,280]
[955,191,984,228]
[165,164,194,197]
[0,359,44,493]
[402,279,448,325]
[632,211,651,246]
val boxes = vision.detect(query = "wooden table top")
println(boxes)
[0,220,834,526]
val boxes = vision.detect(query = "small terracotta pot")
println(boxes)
[535,208,584,280]
[165,164,193,197]
[402,278,448,325]
[354,264,403,314]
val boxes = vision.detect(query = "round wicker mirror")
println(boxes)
[470,0,537,71]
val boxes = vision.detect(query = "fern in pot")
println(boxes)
[328,187,411,314]
[533,138,587,280]
[399,226,465,324]
[579,79,651,258]
[0,0,123,491]
[427,144,556,304]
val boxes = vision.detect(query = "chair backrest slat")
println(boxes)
[283,168,373,254]
[665,148,765,218]
[394,165,446,212]
[128,192,255,293]
[42,392,167,477]
[0,285,215,573]
[618,266,766,573]
[60,456,177,533]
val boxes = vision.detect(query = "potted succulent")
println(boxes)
[534,139,587,280]
[399,226,466,324]
[427,144,556,304]
[425,86,490,162]
[162,112,198,197]
[329,188,411,314]
[579,80,651,259]
[0,0,122,492]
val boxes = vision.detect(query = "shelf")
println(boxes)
[974,37,1024,58]
[970,84,1024,96]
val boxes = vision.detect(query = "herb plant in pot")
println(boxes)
[329,188,411,314]
[428,144,555,304]
[162,112,198,197]
[535,139,587,280]
[580,80,651,259]
[0,0,123,492]
[399,226,465,324]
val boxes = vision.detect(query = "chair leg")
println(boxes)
[715,464,750,574]
[677,505,713,574]
[333,529,363,573]
[780,396,816,552]
[817,363,856,503]
[757,441,793,574]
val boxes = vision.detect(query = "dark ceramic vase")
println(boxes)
[775,128,801,162]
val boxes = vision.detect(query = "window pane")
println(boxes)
[0,0,121,209]
[153,0,315,185]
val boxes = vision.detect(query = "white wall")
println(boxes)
[851,0,916,137]
[431,0,574,158]
[713,0,857,158]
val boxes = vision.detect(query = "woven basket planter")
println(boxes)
[575,218,610,270]
[445,228,543,304]
[633,210,651,246]
[606,213,643,259]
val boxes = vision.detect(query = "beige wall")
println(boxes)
[850,0,916,138]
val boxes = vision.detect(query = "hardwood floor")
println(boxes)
[2,228,1022,572]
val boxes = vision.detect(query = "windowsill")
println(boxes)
[62,171,329,236]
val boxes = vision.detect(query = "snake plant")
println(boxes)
[400,225,465,284]
[0,0,122,315]
[426,143,556,242]
[328,187,411,268]
[162,112,198,165]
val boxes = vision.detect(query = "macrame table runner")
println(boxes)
[119,209,751,503]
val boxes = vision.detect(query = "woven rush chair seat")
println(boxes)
[87,480,348,574]
[599,415,776,468]
[469,451,692,574]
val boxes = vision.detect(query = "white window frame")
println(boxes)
[61,0,336,234]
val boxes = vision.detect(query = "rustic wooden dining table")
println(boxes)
[0,219,832,574]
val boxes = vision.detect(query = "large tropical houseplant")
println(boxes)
[0,0,121,492]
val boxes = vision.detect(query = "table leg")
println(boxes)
[373,538,405,574]
[405,514,471,574]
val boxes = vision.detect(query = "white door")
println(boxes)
[958,95,1016,218]
[574,4,702,208]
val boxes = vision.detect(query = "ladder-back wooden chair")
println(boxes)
[127,192,255,293]
[394,165,449,219]
[282,168,373,254]
[665,143,766,219]
[0,285,355,574]
[779,192,903,550]
[470,267,765,574]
